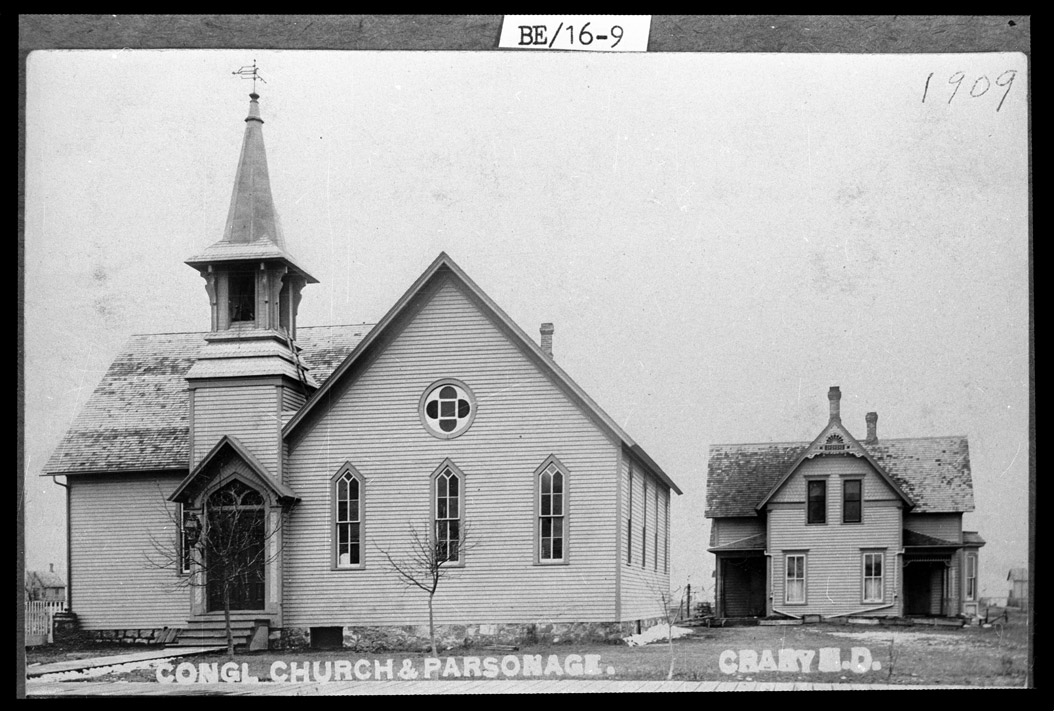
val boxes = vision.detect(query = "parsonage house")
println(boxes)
[706,387,983,621]
[42,91,681,650]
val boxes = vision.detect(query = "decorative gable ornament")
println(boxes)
[802,424,867,460]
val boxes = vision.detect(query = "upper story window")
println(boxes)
[843,480,862,523]
[434,465,461,563]
[538,459,566,562]
[420,379,476,439]
[333,465,363,568]
[807,480,827,524]
[229,272,256,324]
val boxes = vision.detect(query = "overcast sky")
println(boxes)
[24,49,1029,602]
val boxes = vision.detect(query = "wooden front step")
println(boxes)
[170,614,270,651]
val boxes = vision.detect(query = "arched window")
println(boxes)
[434,464,461,563]
[333,465,364,568]
[537,457,568,563]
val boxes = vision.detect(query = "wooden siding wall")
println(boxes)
[192,385,280,473]
[768,456,902,616]
[282,278,624,627]
[283,385,307,414]
[713,517,765,546]
[619,455,672,620]
[69,474,188,630]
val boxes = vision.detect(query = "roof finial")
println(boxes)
[232,59,267,96]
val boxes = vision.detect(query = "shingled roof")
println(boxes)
[43,325,371,476]
[707,435,974,517]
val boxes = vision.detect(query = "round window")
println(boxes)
[420,379,476,439]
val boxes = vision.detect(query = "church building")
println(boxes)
[43,90,681,650]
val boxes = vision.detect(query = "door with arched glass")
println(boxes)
[204,480,266,611]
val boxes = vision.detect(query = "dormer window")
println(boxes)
[229,273,256,324]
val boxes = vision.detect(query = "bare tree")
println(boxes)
[148,480,286,659]
[649,581,684,680]
[378,522,475,656]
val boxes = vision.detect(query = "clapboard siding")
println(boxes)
[192,385,280,473]
[714,518,765,546]
[904,513,962,542]
[69,474,188,629]
[283,278,624,626]
[283,386,307,414]
[619,455,671,620]
[768,456,902,616]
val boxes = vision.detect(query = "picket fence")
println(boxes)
[25,600,67,646]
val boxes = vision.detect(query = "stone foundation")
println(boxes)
[276,618,666,652]
[84,627,180,645]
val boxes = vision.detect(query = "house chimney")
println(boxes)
[865,412,878,444]
[49,563,54,573]
[828,386,841,422]
[540,322,554,358]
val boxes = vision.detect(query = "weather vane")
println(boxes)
[232,60,267,93]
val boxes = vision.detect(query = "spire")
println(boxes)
[185,90,317,283]
[222,92,283,247]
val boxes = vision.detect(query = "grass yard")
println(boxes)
[26,616,1029,687]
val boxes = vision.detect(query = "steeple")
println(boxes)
[185,90,317,339]
[221,92,285,249]
[184,87,318,390]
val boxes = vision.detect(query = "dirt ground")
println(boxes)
[26,616,1029,687]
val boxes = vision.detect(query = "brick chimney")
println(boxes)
[540,323,554,358]
[49,563,54,573]
[828,386,841,422]
[865,412,878,444]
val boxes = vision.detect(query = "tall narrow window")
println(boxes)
[653,485,659,571]
[843,480,862,523]
[228,272,255,323]
[965,554,977,601]
[807,480,827,524]
[786,554,806,604]
[626,463,634,565]
[538,460,566,562]
[334,467,362,568]
[435,466,461,563]
[862,552,884,602]
[641,476,648,569]
[179,504,193,574]
[664,491,670,574]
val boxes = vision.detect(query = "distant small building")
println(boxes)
[25,564,66,603]
[1007,568,1028,609]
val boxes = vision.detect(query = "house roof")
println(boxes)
[1007,567,1028,582]
[27,570,66,588]
[43,325,370,476]
[708,532,767,552]
[282,252,681,495]
[903,529,960,548]
[707,435,974,517]
[184,92,316,283]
